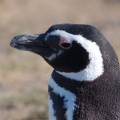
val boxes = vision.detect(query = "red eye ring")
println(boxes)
[59,42,72,49]
[59,37,72,49]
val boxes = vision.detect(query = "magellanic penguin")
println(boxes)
[10,24,120,120]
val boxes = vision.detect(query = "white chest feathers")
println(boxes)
[49,77,76,120]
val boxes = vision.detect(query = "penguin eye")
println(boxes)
[46,35,72,50]
[59,42,72,49]
[58,37,72,50]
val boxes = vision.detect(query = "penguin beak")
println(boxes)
[10,33,52,56]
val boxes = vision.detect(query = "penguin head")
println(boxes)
[10,24,119,81]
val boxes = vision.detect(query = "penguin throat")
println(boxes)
[52,30,104,81]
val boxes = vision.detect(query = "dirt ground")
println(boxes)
[0,0,120,120]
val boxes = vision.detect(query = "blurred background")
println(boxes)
[0,0,120,120]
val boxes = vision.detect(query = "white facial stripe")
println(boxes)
[49,77,76,120]
[49,96,56,120]
[47,30,74,42]
[45,50,63,61]
[50,30,104,81]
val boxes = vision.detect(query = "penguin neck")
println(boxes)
[51,71,87,94]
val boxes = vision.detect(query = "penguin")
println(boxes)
[10,24,120,120]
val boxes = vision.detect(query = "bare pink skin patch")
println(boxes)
[59,37,72,49]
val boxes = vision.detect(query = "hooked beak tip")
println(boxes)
[10,34,39,48]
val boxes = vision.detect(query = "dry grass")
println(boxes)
[0,0,120,120]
